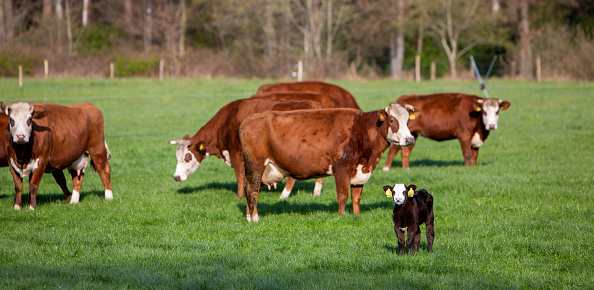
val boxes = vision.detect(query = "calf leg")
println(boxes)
[51,171,72,201]
[280,177,296,199]
[426,212,435,252]
[68,169,85,204]
[406,227,418,254]
[350,185,363,215]
[413,226,422,252]
[382,145,401,171]
[395,226,405,255]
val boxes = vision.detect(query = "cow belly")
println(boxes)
[350,164,371,185]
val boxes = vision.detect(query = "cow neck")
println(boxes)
[192,118,223,158]
[362,109,391,151]
[11,136,36,168]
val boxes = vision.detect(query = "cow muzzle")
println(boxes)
[173,175,185,182]
[486,124,498,130]
[14,134,29,144]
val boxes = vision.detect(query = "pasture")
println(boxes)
[0,78,592,288]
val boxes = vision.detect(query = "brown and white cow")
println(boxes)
[1,102,113,210]
[382,93,511,170]
[239,102,419,222]
[257,80,361,110]
[169,98,322,199]
[1,109,73,199]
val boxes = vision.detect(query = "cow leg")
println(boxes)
[350,185,363,215]
[244,160,264,222]
[382,145,401,171]
[51,171,72,201]
[333,171,350,215]
[9,170,24,210]
[401,142,416,169]
[68,169,84,204]
[88,152,113,200]
[231,152,246,198]
[27,167,46,210]
[280,177,295,199]
[395,226,405,255]
[459,137,472,166]
[471,148,479,166]
[312,178,323,197]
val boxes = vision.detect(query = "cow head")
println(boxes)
[473,98,510,130]
[169,135,207,182]
[384,103,419,147]
[383,183,417,206]
[3,102,36,144]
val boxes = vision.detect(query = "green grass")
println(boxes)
[0,78,592,288]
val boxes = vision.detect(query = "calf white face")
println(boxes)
[390,184,407,205]
[170,139,202,182]
[385,103,416,147]
[477,98,510,131]
[5,102,34,144]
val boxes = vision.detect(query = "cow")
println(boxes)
[382,93,510,170]
[239,102,419,222]
[1,102,113,210]
[257,80,361,110]
[384,183,434,255]
[1,109,73,200]
[254,82,361,198]
[169,98,323,199]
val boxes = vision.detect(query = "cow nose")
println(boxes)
[173,175,182,182]
[404,136,415,145]
[487,124,497,130]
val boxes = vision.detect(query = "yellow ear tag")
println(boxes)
[385,188,392,197]
[199,144,204,151]
[476,107,482,112]
[408,188,414,197]
[409,114,416,120]
[380,113,385,121]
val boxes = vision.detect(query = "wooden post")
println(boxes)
[430,61,436,81]
[19,65,23,88]
[159,59,164,81]
[510,60,516,78]
[536,55,541,83]
[415,55,421,83]
[110,62,114,84]
[44,59,49,78]
[297,60,303,82]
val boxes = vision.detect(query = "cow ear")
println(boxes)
[378,111,386,122]
[472,101,483,113]
[33,110,49,119]
[499,100,510,110]
[383,185,393,197]
[3,104,9,116]
[0,102,5,115]
[196,141,206,155]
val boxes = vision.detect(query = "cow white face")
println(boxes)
[169,138,206,182]
[385,103,416,147]
[4,102,35,144]
[476,98,510,131]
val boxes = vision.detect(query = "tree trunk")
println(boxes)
[416,19,423,55]
[263,0,275,58]
[124,0,133,33]
[82,0,89,27]
[326,0,332,59]
[144,0,152,53]
[65,0,73,53]
[43,0,53,20]
[179,0,187,57]
[56,0,63,54]
[390,0,405,79]
[519,0,532,79]
[448,54,457,79]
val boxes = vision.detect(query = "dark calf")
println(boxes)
[384,183,434,254]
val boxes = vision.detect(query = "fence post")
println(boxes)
[44,59,49,78]
[297,60,303,82]
[536,55,541,83]
[159,58,165,81]
[19,65,23,88]
[510,60,516,79]
[110,62,114,84]
[430,61,436,81]
[415,55,421,83]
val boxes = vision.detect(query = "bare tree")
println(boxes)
[518,0,532,79]
[144,0,153,52]
[389,0,405,79]
[179,0,187,57]
[43,0,53,20]
[82,0,89,27]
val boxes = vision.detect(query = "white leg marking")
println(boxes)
[29,205,35,210]
[313,182,322,197]
[70,190,80,204]
[246,215,252,222]
[252,214,259,222]
[105,189,113,200]
[14,204,21,210]
[279,188,291,199]
[383,166,390,172]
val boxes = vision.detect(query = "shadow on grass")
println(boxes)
[235,199,392,217]
[386,158,465,169]
[176,179,320,196]
[382,242,432,254]
[0,189,106,207]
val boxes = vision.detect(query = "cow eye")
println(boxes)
[184,153,192,162]
[390,119,395,123]
[27,117,32,126]
[9,118,14,127]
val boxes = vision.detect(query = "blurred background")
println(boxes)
[0,0,592,81]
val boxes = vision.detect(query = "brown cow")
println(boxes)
[1,102,113,210]
[257,80,361,110]
[382,93,510,170]
[169,98,323,199]
[1,110,73,199]
[239,102,419,222]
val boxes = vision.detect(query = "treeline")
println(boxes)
[0,0,593,80]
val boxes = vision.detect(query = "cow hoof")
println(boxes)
[14,204,21,210]
[70,191,80,204]
[66,195,72,201]
[251,214,259,222]
[279,189,290,199]
[105,190,113,200]
[383,167,390,172]
[246,214,259,222]
[313,183,322,197]
[29,205,35,210]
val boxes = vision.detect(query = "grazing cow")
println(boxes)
[383,183,434,255]
[239,102,419,222]
[1,102,113,210]
[257,80,361,110]
[1,110,73,200]
[382,93,511,170]
[169,98,323,199]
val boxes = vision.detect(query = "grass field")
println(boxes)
[0,78,592,289]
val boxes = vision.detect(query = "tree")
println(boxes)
[518,0,532,79]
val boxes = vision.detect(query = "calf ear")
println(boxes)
[408,184,417,191]
[499,100,510,110]
[382,185,393,197]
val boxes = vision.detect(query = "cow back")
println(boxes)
[257,81,361,110]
